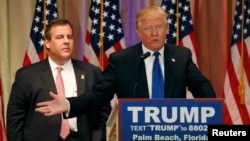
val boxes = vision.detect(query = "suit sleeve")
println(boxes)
[7,70,27,141]
[185,48,216,98]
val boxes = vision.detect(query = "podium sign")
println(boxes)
[118,98,223,141]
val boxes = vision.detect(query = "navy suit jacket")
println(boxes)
[68,43,216,117]
[7,59,110,141]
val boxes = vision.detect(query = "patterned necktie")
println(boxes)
[56,67,70,139]
[152,52,164,98]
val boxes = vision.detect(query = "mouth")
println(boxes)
[62,48,70,52]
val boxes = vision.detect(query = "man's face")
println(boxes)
[45,24,74,65]
[136,18,168,51]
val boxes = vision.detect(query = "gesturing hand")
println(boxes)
[35,91,69,116]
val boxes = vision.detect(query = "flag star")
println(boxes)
[111,14,116,20]
[46,10,50,16]
[36,6,41,12]
[112,5,117,10]
[189,20,193,25]
[47,0,52,5]
[117,27,122,33]
[92,18,98,25]
[33,26,39,33]
[167,18,172,24]
[40,30,44,37]
[109,24,115,31]
[94,8,100,15]
[102,21,106,27]
[233,33,238,40]
[97,41,101,47]
[162,5,167,11]
[244,28,247,34]
[107,34,114,40]
[99,32,105,38]
[172,32,176,38]
[95,0,101,5]
[103,11,108,18]
[39,39,44,47]
[181,25,185,31]
[53,12,57,18]
[183,5,189,12]
[236,23,241,29]
[182,15,187,22]
[239,14,243,20]
[104,1,110,6]
[91,28,96,34]
[34,16,40,23]
[169,8,175,15]
[246,18,250,24]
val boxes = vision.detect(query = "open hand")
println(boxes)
[35,91,68,116]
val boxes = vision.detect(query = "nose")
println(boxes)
[151,27,159,36]
[63,36,70,42]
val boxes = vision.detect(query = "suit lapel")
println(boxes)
[40,60,57,94]
[131,44,149,98]
[72,60,85,96]
[164,45,176,98]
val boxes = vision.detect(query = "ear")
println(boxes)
[136,28,142,38]
[45,39,50,49]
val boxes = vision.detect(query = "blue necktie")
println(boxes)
[152,52,164,98]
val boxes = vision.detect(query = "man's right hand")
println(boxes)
[35,91,68,116]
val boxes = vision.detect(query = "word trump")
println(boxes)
[127,106,215,123]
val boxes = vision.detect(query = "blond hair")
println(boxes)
[136,6,168,28]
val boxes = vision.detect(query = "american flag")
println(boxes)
[223,0,250,124]
[161,0,198,98]
[23,0,58,66]
[84,0,126,70]
[0,73,7,141]
[161,0,198,65]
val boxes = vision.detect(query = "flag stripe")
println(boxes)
[0,73,7,141]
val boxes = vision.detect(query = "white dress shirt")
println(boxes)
[48,57,78,132]
[142,45,165,99]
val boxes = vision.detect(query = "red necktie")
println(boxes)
[56,67,70,139]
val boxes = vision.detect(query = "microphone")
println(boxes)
[133,52,151,97]
[140,52,151,60]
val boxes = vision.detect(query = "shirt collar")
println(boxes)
[48,57,73,72]
[141,44,164,57]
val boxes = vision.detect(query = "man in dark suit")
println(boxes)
[35,6,216,119]
[7,18,110,141]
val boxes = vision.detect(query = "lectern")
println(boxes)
[107,98,223,141]
[106,101,118,141]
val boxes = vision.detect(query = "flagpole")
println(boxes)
[239,0,245,104]
[43,0,47,59]
[176,0,179,45]
[99,0,104,70]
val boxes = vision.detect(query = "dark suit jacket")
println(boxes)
[68,43,216,117]
[7,59,110,141]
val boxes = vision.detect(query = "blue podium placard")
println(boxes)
[118,98,223,141]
